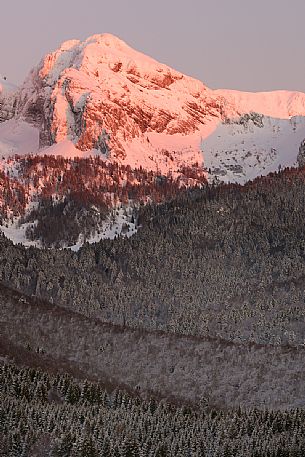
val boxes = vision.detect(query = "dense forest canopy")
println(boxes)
[2,165,305,456]
[2,363,305,457]
[1,166,305,346]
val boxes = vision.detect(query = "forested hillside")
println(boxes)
[0,155,206,246]
[2,283,305,411]
[2,164,305,456]
[2,25,305,457]
[0,166,305,346]
[2,362,305,457]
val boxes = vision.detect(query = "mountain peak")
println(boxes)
[36,32,191,89]
[58,39,81,52]
[85,33,130,49]
[57,34,129,55]
[19,33,212,164]
[13,34,305,182]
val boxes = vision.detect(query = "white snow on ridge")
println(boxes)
[216,89,305,119]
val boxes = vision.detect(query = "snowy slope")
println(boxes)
[202,115,305,183]
[0,119,39,158]
[0,204,137,251]
[40,139,88,158]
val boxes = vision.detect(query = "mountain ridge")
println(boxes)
[12,33,305,178]
[1,34,305,247]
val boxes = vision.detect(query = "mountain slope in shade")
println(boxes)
[202,115,305,183]
[0,76,18,124]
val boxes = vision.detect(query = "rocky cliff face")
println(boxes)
[0,76,18,123]
[16,35,231,171]
[0,95,16,123]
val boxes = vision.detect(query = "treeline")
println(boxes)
[16,155,206,205]
[1,155,206,244]
[2,362,305,456]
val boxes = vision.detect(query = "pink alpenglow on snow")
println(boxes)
[1,33,305,182]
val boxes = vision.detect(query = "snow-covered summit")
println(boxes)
[17,34,220,171]
[1,34,305,249]
[38,33,200,88]
[3,33,305,181]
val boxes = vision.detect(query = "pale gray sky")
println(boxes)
[1,0,305,92]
